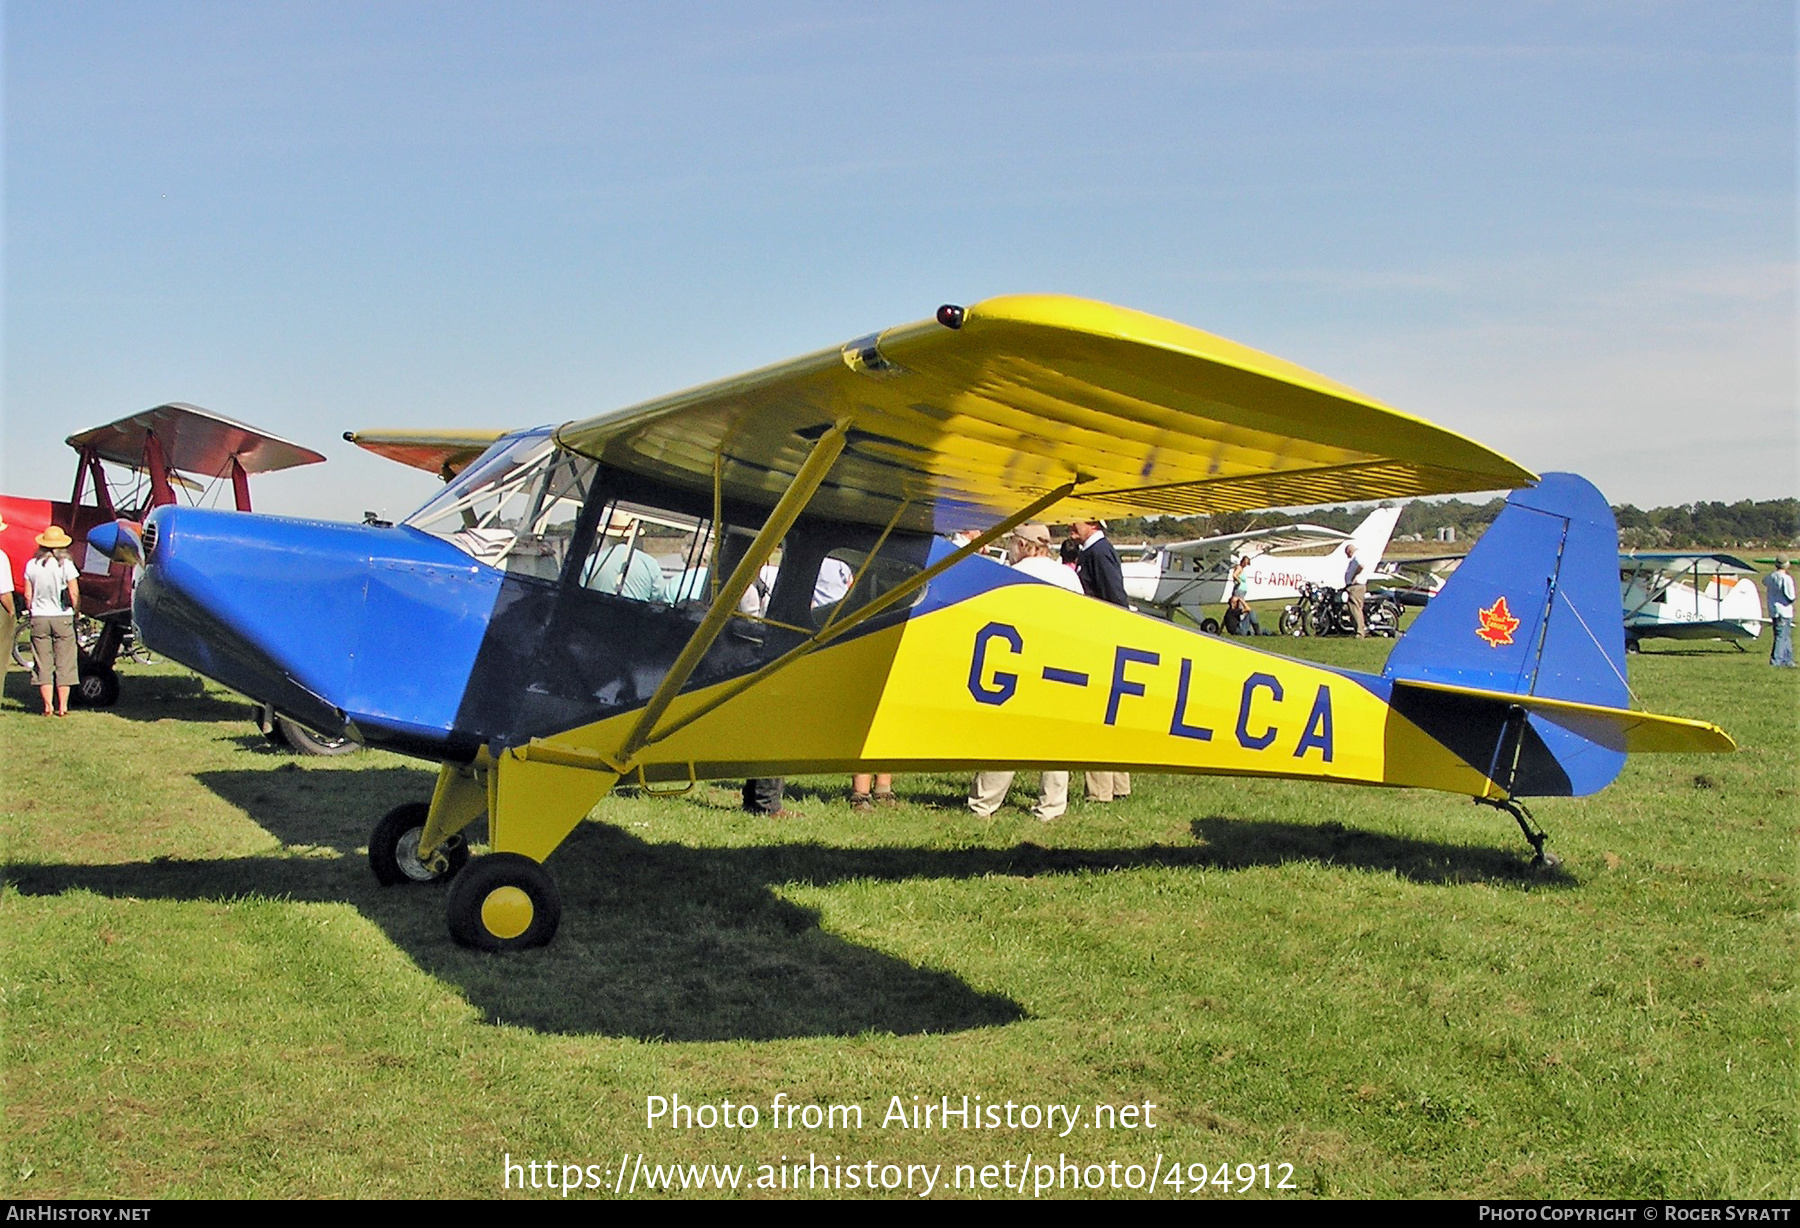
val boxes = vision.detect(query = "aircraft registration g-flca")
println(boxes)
[132,296,1734,950]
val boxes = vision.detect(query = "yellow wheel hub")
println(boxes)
[480,885,535,940]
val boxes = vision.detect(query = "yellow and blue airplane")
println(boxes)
[131,296,1734,950]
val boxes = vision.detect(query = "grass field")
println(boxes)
[2,636,1793,1199]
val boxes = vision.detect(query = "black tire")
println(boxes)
[1625,638,1641,654]
[72,663,119,707]
[272,714,360,757]
[1278,607,1303,636]
[446,853,562,951]
[369,802,469,886]
[1199,617,1220,635]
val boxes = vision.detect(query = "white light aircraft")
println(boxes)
[1619,552,1765,651]
[1123,505,1404,628]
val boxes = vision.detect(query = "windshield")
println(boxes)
[403,429,596,578]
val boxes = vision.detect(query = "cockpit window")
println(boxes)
[577,498,712,605]
[403,430,596,579]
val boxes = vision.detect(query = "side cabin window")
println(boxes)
[409,437,932,635]
[806,545,926,629]
[577,499,712,606]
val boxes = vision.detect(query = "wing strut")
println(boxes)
[613,479,1078,762]
[613,418,855,766]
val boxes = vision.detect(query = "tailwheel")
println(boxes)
[369,802,469,886]
[1476,796,1560,871]
[446,853,562,951]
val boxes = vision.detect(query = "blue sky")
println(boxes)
[4,2,1793,520]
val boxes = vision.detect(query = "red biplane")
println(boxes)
[1,403,324,706]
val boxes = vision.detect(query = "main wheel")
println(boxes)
[272,713,360,757]
[72,663,119,707]
[369,802,469,886]
[446,853,562,951]
[1199,617,1220,635]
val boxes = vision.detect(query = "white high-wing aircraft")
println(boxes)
[1619,552,1765,650]
[1123,505,1404,627]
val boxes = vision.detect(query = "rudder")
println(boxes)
[1383,473,1631,797]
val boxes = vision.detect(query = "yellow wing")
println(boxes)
[554,295,1537,531]
[344,428,507,481]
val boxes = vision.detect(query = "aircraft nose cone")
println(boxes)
[86,519,143,567]
[134,505,503,759]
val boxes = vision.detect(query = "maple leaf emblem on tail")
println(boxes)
[1476,596,1521,647]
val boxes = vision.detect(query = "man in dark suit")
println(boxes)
[1069,519,1131,801]
[1070,519,1129,607]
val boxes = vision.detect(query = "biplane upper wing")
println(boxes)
[67,403,325,476]
[1160,522,1352,558]
[554,295,1538,532]
[345,428,508,481]
[1619,551,1760,578]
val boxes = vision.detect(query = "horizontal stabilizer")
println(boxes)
[1393,679,1736,755]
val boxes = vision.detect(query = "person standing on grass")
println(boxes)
[1765,556,1794,668]
[967,524,1082,823]
[24,527,80,717]
[1343,542,1367,638]
[1069,518,1132,802]
[0,510,15,692]
[849,773,895,815]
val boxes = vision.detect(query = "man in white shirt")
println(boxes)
[967,524,1082,822]
[1764,556,1794,668]
[1343,543,1367,638]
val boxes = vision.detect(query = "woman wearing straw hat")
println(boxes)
[23,526,81,716]
[0,509,14,686]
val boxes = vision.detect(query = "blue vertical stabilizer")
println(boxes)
[1382,474,1631,796]
[1384,473,1628,707]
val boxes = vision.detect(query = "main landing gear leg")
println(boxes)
[1476,796,1559,870]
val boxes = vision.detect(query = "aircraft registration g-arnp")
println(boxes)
[131,296,1735,950]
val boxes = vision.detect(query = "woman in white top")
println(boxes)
[24,527,81,716]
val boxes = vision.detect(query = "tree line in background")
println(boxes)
[1108,497,1799,552]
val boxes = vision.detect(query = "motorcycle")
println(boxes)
[1280,582,1401,638]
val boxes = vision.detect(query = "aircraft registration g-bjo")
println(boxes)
[132,295,1735,951]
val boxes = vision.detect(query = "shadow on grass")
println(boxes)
[4,667,251,724]
[1632,643,1755,657]
[7,766,1565,1041]
[1188,815,1574,885]
[5,820,1026,1041]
